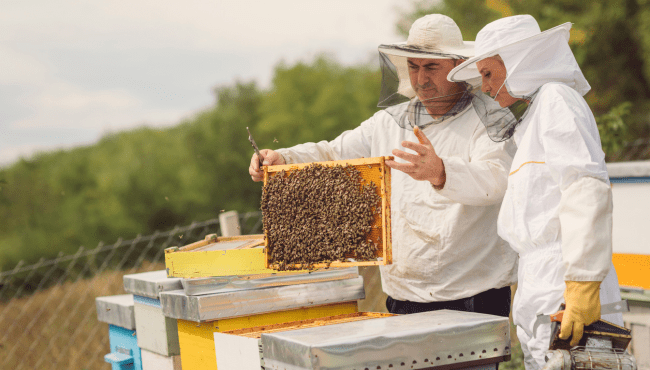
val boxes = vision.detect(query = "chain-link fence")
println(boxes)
[0,211,263,370]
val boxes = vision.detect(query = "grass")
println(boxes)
[0,261,165,370]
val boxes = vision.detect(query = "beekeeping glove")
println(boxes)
[559,280,601,346]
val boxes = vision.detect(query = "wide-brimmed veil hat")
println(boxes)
[377,14,476,109]
[447,15,590,97]
[379,14,475,59]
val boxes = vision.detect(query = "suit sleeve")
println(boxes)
[435,120,516,206]
[539,85,612,282]
[276,116,375,164]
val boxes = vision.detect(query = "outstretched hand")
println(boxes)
[249,149,285,182]
[386,126,446,188]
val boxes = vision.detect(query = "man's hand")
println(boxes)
[249,149,285,182]
[386,126,446,188]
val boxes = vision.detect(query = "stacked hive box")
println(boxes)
[608,161,650,369]
[160,266,364,370]
[163,232,373,369]
[123,270,183,370]
[95,294,142,370]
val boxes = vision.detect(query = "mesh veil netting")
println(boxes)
[470,84,538,142]
[377,49,473,131]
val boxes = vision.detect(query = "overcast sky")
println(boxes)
[0,0,406,167]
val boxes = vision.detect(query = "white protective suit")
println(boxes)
[448,15,624,370]
[277,102,518,303]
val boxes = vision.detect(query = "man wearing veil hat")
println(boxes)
[250,14,518,318]
[448,15,625,370]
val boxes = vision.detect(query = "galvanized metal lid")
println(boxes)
[181,267,360,296]
[261,309,511,370]
[607,160,650,178]
[160,276,365,322]
[95,294,136,330]
[123,270,183,299]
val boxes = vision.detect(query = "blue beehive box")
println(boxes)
[96,294,143,370]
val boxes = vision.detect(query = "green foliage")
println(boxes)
[597,102,632,157]
[398,0,650,155]
[0,56,381,270]
[255,56,381,148]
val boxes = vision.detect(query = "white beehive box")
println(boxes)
[214,310,511,370]
[141,348,183,370]
[123,270,183,358]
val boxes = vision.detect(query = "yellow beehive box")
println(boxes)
[164,234,309,278]
[263,156,393,270]
[160,267,366,370]
[176,302,359,370]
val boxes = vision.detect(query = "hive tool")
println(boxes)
[247,126,264,168]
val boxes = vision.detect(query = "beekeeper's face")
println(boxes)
[407,57,465,115]
[476,56,520,108]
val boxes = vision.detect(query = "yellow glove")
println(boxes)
[559,281,601,346]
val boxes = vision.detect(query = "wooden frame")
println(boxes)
[263,156,393,270]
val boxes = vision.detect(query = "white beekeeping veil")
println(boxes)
[448,15,590,141]
[377,14,478,130]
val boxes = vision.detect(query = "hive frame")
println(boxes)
[263,156,393,270]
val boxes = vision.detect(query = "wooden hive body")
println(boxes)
[176,302,359,370]
[123,271,183,359]
[96,295,143,370]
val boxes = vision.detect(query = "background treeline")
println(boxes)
[1,0,650,271]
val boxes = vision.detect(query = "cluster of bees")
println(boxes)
[262,163,381,271]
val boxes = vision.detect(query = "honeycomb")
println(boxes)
[262,157,392,270]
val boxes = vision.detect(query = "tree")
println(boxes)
[254,55,382,148]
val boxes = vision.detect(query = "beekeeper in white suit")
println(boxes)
[448,15,624,370]
[250,14,519,318]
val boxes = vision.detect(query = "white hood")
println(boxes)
[447,15,591,97]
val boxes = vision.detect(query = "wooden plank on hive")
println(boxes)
[263,156,393,270]
[224,312,396,338]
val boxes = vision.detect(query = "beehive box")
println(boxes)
[263,156,392,270]
[213,312,395,370]
[164,234,310,278]
[214,310,511,370]
[160,274,364,370]
[122,270,183,359]
[95,295,143,370]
